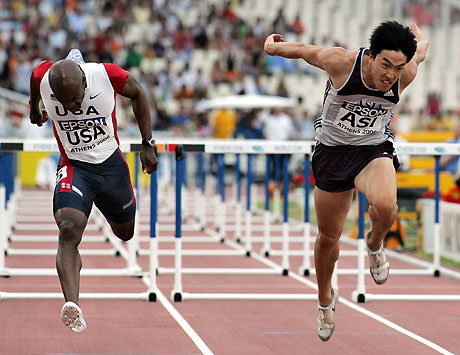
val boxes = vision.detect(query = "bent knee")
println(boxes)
[316,233,341,248]
[112,222,135,241]
[57,219,85,244]
[373,200,398,219]
[116,230,134,241]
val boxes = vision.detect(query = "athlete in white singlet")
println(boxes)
[29,50,158,333]
[264,22,428,341]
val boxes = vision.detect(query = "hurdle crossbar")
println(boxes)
[3,139,460,303]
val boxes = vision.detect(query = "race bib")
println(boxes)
[333,100,388,135]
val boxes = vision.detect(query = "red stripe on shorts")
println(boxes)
[59,164,74,193]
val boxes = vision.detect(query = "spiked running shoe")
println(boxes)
[317,288,338,341]
[61,301,86,333]
[367,233,390,285]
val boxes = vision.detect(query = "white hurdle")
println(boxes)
[164,142,319,302]
[3,139,460,304]
[350,147,460,302]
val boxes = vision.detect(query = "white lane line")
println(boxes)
[338,297,455,355]
[225,239,454,354]
[245,247,455,355]
[141,276,214,355]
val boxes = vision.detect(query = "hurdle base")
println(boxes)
[259,247,270,257]
[181,292,318,301]
[0,268,10,277]
[0,291,150,300]
[148,293,157,302]
[282,269,289,276]
[354,293,460,301]
[352,290,366,303]
[434,269,440,277]
[245,250,251,257]
[299,267,310,276]
[1,267,144,277]
[173,292,183,302]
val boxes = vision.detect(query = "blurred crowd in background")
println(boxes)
[0,0,459,142]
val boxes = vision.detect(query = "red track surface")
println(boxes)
[1,189,459,355]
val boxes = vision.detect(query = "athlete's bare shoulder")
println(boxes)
[318,48,356,74]
[319,48,358,88]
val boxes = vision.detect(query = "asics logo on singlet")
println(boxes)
[58,117,108,131]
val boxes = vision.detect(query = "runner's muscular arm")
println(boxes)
[29,68,49,126]
[264,34,329,69]
[264,34,356,87]
[401,23,429,91]
[119,74,158,173]
[119,75,152,142]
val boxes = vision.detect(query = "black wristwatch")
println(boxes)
[141,138,156,147]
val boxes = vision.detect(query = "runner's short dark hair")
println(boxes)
[370,21,417,62]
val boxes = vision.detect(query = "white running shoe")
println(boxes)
[65,49,85,64]
[317,288,338,341]
[61,301,86,333]
[367,242,390,285]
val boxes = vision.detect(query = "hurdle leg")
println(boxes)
[217,154,227,242]
[261,155,271,256]
[196,153,207,230]
[244,154,253,256]
[148,170,158,302]
[234,154,242,243]
[433,155,441,277]
[273,154,281,222]
[171,145,184,302]
[299,155,312,275]
[251,181,258,214]
[281,155,290,275]
[352,192,367,303]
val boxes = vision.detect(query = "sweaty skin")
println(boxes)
[49,60,87,114]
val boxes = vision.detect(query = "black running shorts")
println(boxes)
[53,149,136,223]
[311,140,400,193]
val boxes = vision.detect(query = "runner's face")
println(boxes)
[54,73,86,113]
[370,50,407,92]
